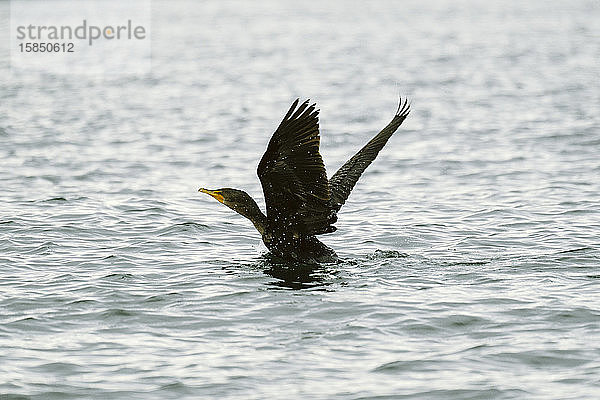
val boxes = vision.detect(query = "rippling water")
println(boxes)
[2,1,600,399]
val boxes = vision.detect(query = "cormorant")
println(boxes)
[199,97,410,263]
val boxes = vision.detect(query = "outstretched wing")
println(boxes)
[258,99,337,235]
[329,97,411,212]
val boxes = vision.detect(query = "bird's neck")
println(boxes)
[235,199,267,235]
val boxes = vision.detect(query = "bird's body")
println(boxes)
[263,229,338,263]
[199,97,410,263]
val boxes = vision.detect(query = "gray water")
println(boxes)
[1,1,600,399]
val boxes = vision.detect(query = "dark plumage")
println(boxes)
[199,97,410,263]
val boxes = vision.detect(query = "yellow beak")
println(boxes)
[198,188,224,203]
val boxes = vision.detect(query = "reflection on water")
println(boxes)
[259,255,340,290]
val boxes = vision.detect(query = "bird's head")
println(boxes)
[199,187,266,234]
[198,187,258,215]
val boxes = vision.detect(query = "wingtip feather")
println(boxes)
[395,95,411,118]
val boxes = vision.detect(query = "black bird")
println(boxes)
[199,97,410,263]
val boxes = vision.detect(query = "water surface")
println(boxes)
[1,1,599,399]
